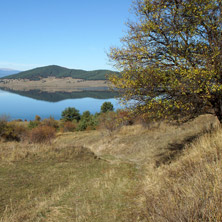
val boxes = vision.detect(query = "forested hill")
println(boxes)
[1,65,118,80]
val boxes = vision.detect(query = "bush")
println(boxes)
[0,120,27,142]
[98,112,119,132]
[42,116,59,130]
[77,119,88,131]
[98,110,133,133]
[116,110,133,126]
[28,120,40,129]
[76,111,99,131]
[62,121,76,132]
[29,125,56,144]
[100,102,114,113]
[61,107,81,122]
[81,111,91,121]
[35,115,41,122]
[0,124,19,141]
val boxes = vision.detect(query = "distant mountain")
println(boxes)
[1,65,118,80]
[0,69,20,78]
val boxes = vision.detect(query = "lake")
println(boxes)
[0,89,121,120]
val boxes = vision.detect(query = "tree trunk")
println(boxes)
[211,96,222,123]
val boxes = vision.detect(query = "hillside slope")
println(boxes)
[0,115,221,221]
[1,65,118,80]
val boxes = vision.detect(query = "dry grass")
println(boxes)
[55,114,218,164]
[0,114,221,221]
[0,77,108,92]
[0,140,138,221]
[135,126,222,222]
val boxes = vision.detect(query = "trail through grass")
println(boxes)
[0,146,138,222]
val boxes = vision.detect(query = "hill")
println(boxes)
[0,68,20,78]
[1,65,118,80]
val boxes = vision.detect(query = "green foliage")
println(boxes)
[81,111,91,121]
[77,111,99,131]
[2,65,118,81]
[109,0,222,122]
[28,120,40,129]
[101,102,114,113]
[61,107,81,122]
[77,120,88,131]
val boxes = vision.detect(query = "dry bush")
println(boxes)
[41,117,59,130]
[0,121,28,142]
[140,127,222,222]
[98,112,119,133]
[62,121,76,132]
[98,110,132,133]
[29,125,56,144]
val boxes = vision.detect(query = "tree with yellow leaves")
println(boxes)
[109,0,222,122]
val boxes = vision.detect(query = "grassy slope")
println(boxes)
[0,114,222,221]
[1,65,118,80]
[0,144,138,222]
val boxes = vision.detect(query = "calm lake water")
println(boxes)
[0,89,121,120]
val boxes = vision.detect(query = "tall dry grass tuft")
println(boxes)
[139,126,222,222]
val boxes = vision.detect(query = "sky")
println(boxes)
[0,0,134,71]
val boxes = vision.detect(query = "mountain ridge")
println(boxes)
[1,65,118,80]
[0,69,20,78]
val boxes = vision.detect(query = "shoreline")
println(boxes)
[0,77,110,92]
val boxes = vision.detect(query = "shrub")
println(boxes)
[0,124,19,141]
[61,107,80,122]
[81,111,91,121]
[0,118,7,136]
[28,120,40,129]
[62,121,76,132]
[98,110,133,133]
[77,120,88,131]
[100,102,114,113]
[29,125,56,144]
[0,121,28,142]
[42,116,59,130]
[77,111,99,131]
[98,112,119,132]
[116,110,133,126]
[35,115,41,122]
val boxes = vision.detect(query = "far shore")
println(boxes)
[0,77,110,92]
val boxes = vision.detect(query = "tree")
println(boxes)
[61,107,80,122]
[81,111,91,121]
[109,0,222,122]
[101,102,114,113]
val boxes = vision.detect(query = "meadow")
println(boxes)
[0,111,221,221]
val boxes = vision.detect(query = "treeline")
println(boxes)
[0,102,133,144]
[2,65,118,81]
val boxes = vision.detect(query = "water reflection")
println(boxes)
[0,88,118,102]
[0,88,120,120]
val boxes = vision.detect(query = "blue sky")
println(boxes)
[0,0,133,71]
